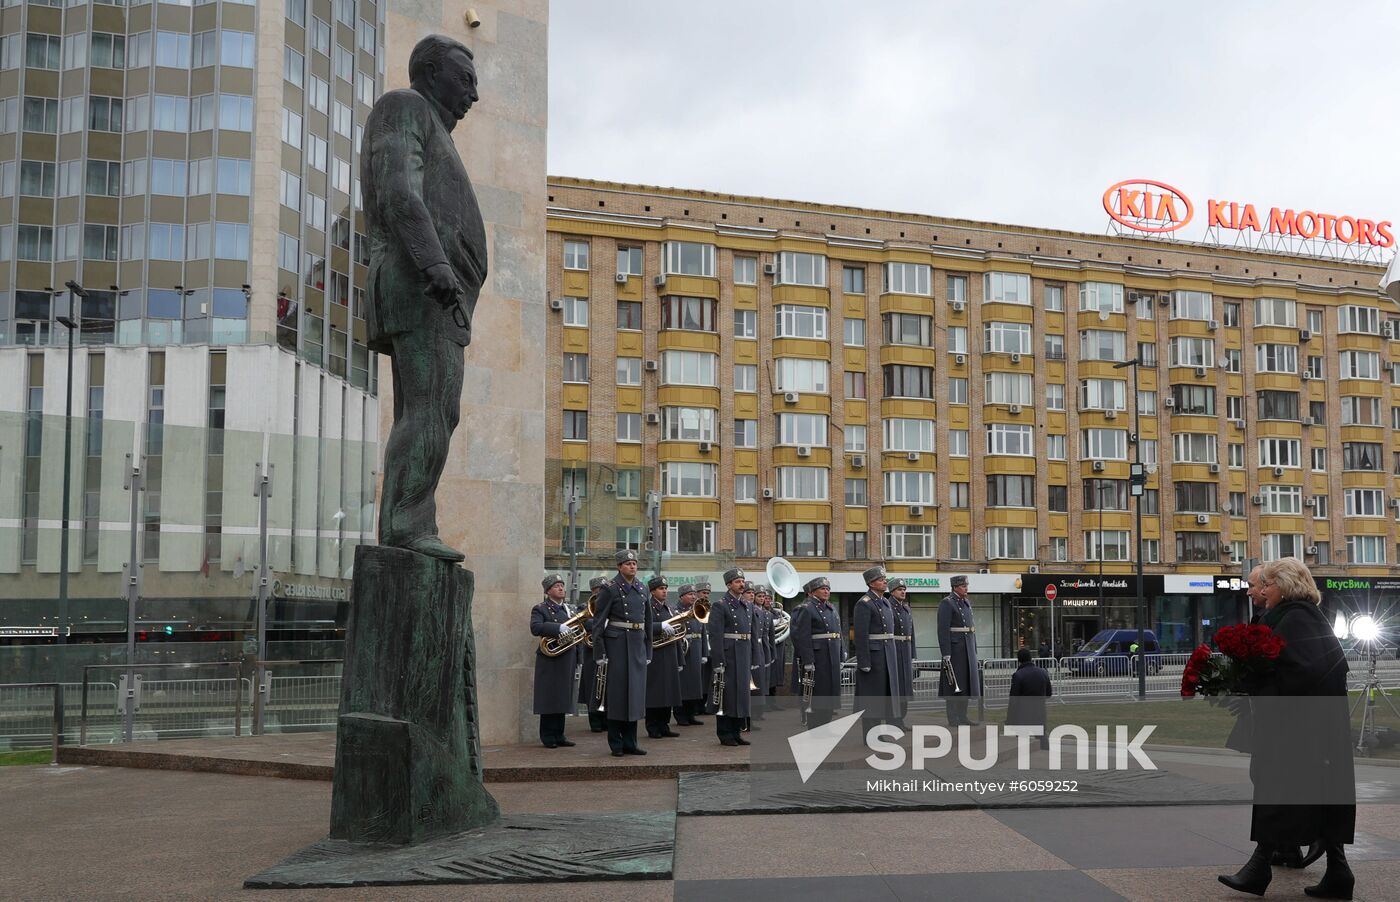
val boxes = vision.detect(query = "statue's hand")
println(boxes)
[424,262,460,307]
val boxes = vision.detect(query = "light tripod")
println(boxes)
[1350,642,1400,756]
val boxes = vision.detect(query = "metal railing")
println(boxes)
[0,683,65,762]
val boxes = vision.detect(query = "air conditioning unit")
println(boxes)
[910,505,924,517]
[1103,409,1117,420]
[1301,371,1312,381]
[1221,543,1233,554]
[604,482,616,494]
[1128,432,1138,444]
[1384,322,1395,338]
[1195,513,1210,525]
[1391,498,1400,510]
[954,354,966,365]
[763,263,776,276]
[1208,320,1219,331]
[1304,496,1316,508]
[698,441,713,453]
[851,454,866,469]
[1299,330,1313,342]
[797,445,812,458]
[906,451,920,462]
[1230,418,1245,429]
[653,275,666,288]
[645,412,659,425]
[1209,463,1221,473]
[1302,417,1317,426]
[1194,366,1207,378]
[951,300,966,312]
[615,272,629,284]
[1010,353,1022,364]
[1251,495,1263,505]
[783,391,800,404]
[643,360,658,372]
[978,567,992,574]
[1306,545,1319,556]
[1163,397,1176,409]
[548,297,563,311]
[761,487,774,500]
[1008,404,1023,414]
[1386,361,1397,373]
[1027,564,1040,574]
[1091,460,1106,472]
[1272,466,1285,478]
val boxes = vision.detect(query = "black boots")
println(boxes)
[1298,840,1325,870]
[1304,844,1354,900]
[1219,844,1272,896]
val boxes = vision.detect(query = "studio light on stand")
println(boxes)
[1337,611,1399,754]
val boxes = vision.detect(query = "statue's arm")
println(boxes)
[369,96,449,276]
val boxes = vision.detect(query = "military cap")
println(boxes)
[804,576,830,593]
[589,576,608,591]
[743,581,757,593]
[950,574,968,588]
[541,573,564,592]
[889,577,907,591]
[677,583,696,596]
[862,565,888,585]
[723,567,745,585]
[647,575,668,591]
[696,581,712,593]
[615,549,638,566]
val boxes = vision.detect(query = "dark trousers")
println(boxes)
[538,713,565,745]
[674,698,704,722]
[716,714,744,742]
[945,697,972,726]
[645,706,674,736]
[606,718,639,753]
[587,709,606,732]
[805,707,833,729]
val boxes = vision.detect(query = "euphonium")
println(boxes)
[772,599,791,644]
[653,598,710,649]
[539,596,596,657]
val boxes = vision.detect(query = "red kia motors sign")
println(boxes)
[1103,179,1193,233]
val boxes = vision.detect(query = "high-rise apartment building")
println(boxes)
[0,0,385,654]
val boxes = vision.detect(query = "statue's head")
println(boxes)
[409,34,478,121]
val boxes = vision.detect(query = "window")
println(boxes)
[1168,336,1214,368]
[26,33,61,70]
[734,364,757,393]
[1339,350,1379,380]
[1341,396,1380,426]
[1226,490,1247,516]
[883,418,934,452]
[214,223,249,260]
[1223,348,1241,373]
[734,419,757,448]
[287,0,307,25]
[884,262,932,295]
[281,108,303,147]
[984,321,1032,354]
[17,225,53,262]
[734,474,757,503]
[88,96,124,133]
[1228,443,1245,468]
[845,478,868,506]
[776,251,826,287]
[1085,530,1132,562]
[334,44,353,81]
[734,309,756,339]
[1050,536,1068,563]
[1254,297,1296,327]
[843,266,865,294]
[778,467,828,501]
[1261,485,1303,515]
[285,46,304,86]
[1080,329,1126,361]
[939,378,965,406]
[1346,535,1386,565]
[1082,428,1128,461]
[662,240,714,277]
[1170,290,1213,321]
[1139,342,1158,367]
[984,372,1033,405]
[563,240,589,270]
[1175,482,1217,513]
[1134,292,1154,318]
[1047,434,1066,460]
[1081,378,1127,411]
[1342,442,1382,471]
[1306,308,1324,333]
[984,271,1030,304]
[884,364,932,399]
[661,295,717,332]
[777,523,828,558]
[155,31,190,68]
[1222,301,1240,327]
[778,413,828,446]
[775,304,827,339]
[845,425,867,453]
[563,410,588,441]
[733,255,756,285]
[1079,281,1124,313]
[1255,344,1297,374]
[949,482,969,508]
[24,97,58,133]
[735,530,758,557]
[218,95,253,130]
[986,423,1034,456]
[883,312,932,347]
[1044,334,1065,360]
[562,353,588,383]
[1344,488,1385,517]
[1338,305,1379,335]
[662,462,717,498]
[948,429,968,456]
[616,300,642,330]
[846,531,869,559]
[83,225,118,261]
[219,31,255,67]
[946,533,970,561]
[562,296,588,327]
[1228,541,1247,565]
[1177,532,1220,563]
[84,160,120,197]
[609,358,640,388]
[216,158,252,195]
[1258,438,1301,468]
[986,474,1035,508]
[1138,390,1157,416]
[1170,384,1215,416]
[947,326,967,354]
[1084,479,1128,511]
[18,161,54,197]
[947,275,968,302]
[1257,390,1299,421]
[777,358,828,393]
[844,317,865,347]
[666,521,716,555]
[986,527,1036,560]
[276,233,299,272]
[661,351,717,386]
[885,525,934,559]
[663,407,716,442]
[278,170,302,210]
[1045,284,1064,312]
[612,411,640,442]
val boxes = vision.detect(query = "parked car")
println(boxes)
[1064,629,1162,676]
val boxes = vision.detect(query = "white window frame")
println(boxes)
[985,423,1035,456]
[662,240,715,277]
[883,261,931,296]
[776,251,827,287]
[984,271,1031,304]
[986,526,1036,560]
[882,418,934,453]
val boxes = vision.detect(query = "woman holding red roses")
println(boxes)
[1219,557,1355,899]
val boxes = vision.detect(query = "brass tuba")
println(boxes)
[771,599,792,644]
[539,596,597,657]
[652,598,710,649]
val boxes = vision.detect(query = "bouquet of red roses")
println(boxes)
[1180,623,1286,698]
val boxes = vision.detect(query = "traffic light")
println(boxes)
[163,625,174,636]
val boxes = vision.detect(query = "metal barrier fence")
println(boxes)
[0,683,66,760]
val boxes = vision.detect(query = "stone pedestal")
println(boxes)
[329,545,499,844]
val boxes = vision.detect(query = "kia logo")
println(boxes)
[1103,179,1193,234]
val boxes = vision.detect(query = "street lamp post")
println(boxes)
[56,280,87,644]
[1114,356,1148,699]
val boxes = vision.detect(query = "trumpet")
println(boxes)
[593,657,608,712]
[653,599,710,649]
[711,662,726,716]
[800,666,815,714]
[539,597,596,657]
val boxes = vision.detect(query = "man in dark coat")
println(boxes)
[938,574,981,726]
[706,568,756,746]
[590,550,655,757]
[529,574,580,748]
[1007,647,1052,750]
[644,576,682,738]
[889,578,915,728]
[792,576,844,727]
[768,590,787,696]
[362,35,485,561]
[673,584,708,726]
[747,583,768,723]
[853,566,902,735]
[578,575,608,733]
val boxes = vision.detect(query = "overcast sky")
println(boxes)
[548,1,1398,240]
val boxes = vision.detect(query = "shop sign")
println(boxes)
[0,626,70,638]
[271,580,349,602]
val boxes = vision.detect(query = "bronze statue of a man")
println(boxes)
[362,34,484,562]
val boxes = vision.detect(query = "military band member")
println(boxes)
[889,578,916,728]
[577,575,608,733]
[706,568,756,746]
[644,576,683,739]
[791,576,844,727]
[853,565,903,734]
[747,582,768,720]
[938,574,981,727]
[590,549,656,756]
[767,589,786,697]
[530,574,578,748]
[673,583,708,726]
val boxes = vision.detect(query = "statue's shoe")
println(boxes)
[405,536,466,562]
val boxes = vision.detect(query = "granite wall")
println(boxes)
[382,0,548,744]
